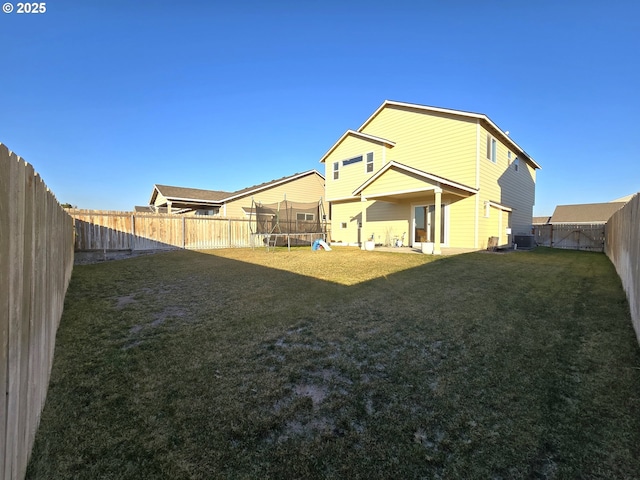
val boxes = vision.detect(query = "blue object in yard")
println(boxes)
[312,239,322,250]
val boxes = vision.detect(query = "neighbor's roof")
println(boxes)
[532,216,551,225]
[320,100,541,170]
[149,170,324,206]
[221,169,324,203]
[550,202,626,224]
[610,193,637,203]
[150,185,231,206]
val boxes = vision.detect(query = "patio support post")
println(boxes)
[167,201,172,215]
[360,196,367,250]
[434,188,442,254]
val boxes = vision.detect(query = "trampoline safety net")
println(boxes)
[250,198,327,248]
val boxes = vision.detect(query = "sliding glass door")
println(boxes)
[413,204,445,247]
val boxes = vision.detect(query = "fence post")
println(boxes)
[182,216,186,249]
[130,214,135,251]
[228,219,232,248]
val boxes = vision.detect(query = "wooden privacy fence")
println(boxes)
[0,144,75,480]
[533,224,605,252]
[605,193,640,343]
[70,210,262,251]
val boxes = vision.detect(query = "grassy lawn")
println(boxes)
[27,247,640,479]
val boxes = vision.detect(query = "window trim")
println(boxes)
[333,161,339,180]
[486,134,497,163]
[342,155,363,166]
[365,152,374,173]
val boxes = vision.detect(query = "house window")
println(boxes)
[340,222,347,229]
[366,152,374,173]
[296,213,315,221]
[513,157,519,171]
[333,162,339,180]
[343,155,363,166]
[486,134,497,163]
[195,208,217,216]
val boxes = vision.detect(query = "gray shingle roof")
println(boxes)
[532,216,551,225]
[550,202,626,224]
[154,185,231,203]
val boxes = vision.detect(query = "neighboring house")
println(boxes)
[549,202,627,225]
[319,100,541,252]
[144,170,326,218]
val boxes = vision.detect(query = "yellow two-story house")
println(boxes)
[320,100,541,253]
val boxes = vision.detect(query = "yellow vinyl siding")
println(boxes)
[499,160,536,235]
[479,126,536,239]
[446,195,477,248]
[224,173,325,218]
[324,136,389,201]
[329,200,365,244]
[364,200,410,246]
[360,106,478,187]
[361,167,439,198]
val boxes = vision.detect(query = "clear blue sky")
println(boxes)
[2,0,638,215]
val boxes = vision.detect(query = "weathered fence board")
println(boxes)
[70,210,261,251]
[0,144,74,480]
[605,193,640,343]
[533,224,605,252]
[0,147,9,480]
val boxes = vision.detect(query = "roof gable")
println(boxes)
[223,170,324,202]
[353,161,477,197]
[319,130,395,164]
[357,100,541,170]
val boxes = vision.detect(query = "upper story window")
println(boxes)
[342,155,363,166]
[513,157,519,171]
[366,152,374,173]
[486,134,497,163]
[333,162,339,180]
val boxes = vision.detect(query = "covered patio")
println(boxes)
[353,161,478,254]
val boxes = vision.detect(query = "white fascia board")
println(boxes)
[319,130,395,164]
[487,201,513,212]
